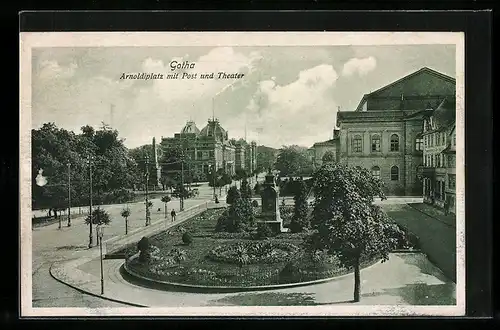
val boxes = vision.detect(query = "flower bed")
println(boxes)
[207,241,299,265]
[121,208,381,288]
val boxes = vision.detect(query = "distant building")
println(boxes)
[160,119,257,181]
[336,67,456,196]
[421,98,456,213]
[311,128,340,168]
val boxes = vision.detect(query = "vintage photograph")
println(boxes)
[19,32,465,317]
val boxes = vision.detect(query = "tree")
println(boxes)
[172,184,190,199]
[240,177,252,199]
[121,208,131,235]
[290,177,309,233]
[275,145,313,177]
[321,151,336,164]
[234,168,248,183]
[161,195,171,219]
[226,186,241,205]
[85,207,111,225]
[306,163,402,302]
[256,145,278,173]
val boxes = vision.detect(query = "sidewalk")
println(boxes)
[50,252,456,308]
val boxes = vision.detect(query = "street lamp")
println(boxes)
[96,224,105,295]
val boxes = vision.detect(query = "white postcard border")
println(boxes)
[20,31,465,317]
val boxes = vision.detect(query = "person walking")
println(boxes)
[171,209,176,223]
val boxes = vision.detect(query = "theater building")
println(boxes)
[336,67,456,196]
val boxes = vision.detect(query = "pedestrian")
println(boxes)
[171,209,176,222]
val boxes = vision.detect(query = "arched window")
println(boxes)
[371,135,381,152]
[390,166,399,181]
[390,134,400,152]
[371,166,381,179]
[352,135,362,153]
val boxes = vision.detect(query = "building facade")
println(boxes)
[160,119,257,181]
[336,67,456,196]
[421,98,456,213]
[311,128,340,168]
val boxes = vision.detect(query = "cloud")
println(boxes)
[237,64,339,148]
[37,60,78,80]
[341,56,377,77]
[142,47,263,104]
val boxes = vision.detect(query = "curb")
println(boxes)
[122,254,383,294]
[49,261,147,308]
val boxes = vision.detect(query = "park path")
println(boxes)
[49,252,456,310]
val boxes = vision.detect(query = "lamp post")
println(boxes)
[145,154,151,226]
[67,162,71,227]
[96,225,104,295]
[88,155,94,249]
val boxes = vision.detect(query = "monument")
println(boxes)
[256,168,287,233]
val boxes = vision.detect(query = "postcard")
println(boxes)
[20,31,465,317]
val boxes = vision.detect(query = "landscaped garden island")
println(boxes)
[113,169,418,291]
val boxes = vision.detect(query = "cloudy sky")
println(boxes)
[32,44,455,149]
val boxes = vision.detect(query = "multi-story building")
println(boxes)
[160,119,257,181]
[336,67,456,196]
[421,97,456,213]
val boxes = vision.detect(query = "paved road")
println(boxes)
[382,204,456,282]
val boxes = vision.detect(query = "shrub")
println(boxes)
[182,232,193,245]
[256,223,274,239]
[252,200,259,208]
[137,236,151,263]
[279,260,300,280]
[207,241,299,265]
[226,186,241,204]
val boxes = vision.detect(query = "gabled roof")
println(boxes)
[355,67,456,111]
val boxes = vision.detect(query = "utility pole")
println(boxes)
[88,155,94,248]
[145,154,150,226]
[67,162,71,227]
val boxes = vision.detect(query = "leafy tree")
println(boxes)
[121,208,131,235]
[85,207,111,225]
[226,186,241,205]
[256,145,278,173]
[240,177,252,199]
[234,168,248,182]
[306,163,402,302]
[172,184,190,199]
[290,177,309,233]
[321,151,336,163]
[161,195,171,219]
[275,145,313,177]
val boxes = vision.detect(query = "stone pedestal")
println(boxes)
[256,170,287,234]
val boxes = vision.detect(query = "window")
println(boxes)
[209,151,215,159]
[448,174,456,189]
[415,138,423,151]
[197,151,202,160]
[424,135,428,147]
[390,166,399,181]
[352,135,362,153]
[371,135,381,152]
[390,134,399,152]
[371,166,381,179]
[431,134,434,146]
[437,154,441,167]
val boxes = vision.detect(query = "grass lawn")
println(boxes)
[117,208,379,287]
[382,204,456,282]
